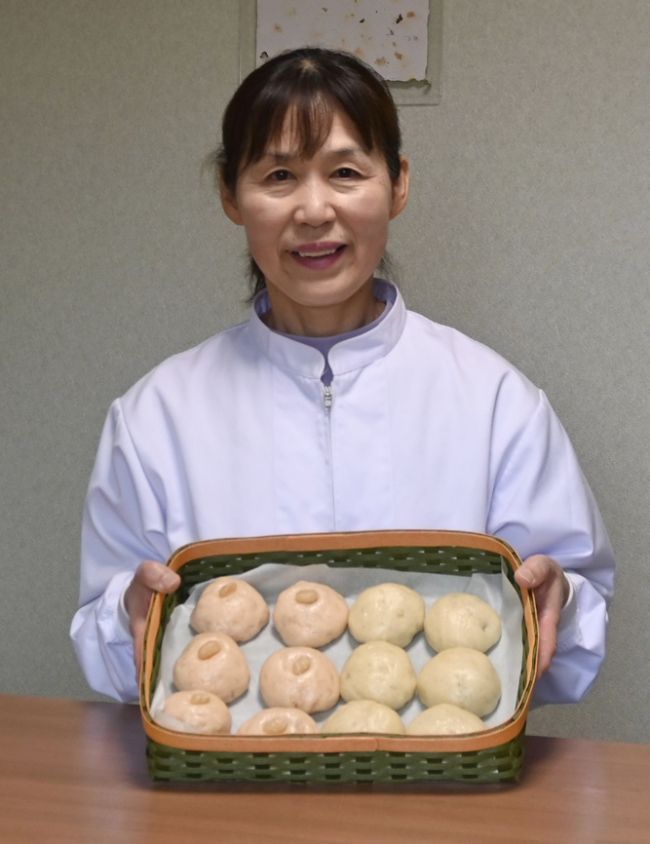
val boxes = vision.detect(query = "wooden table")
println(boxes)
[2,695,648,843]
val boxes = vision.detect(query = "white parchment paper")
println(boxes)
[151,563,523,734]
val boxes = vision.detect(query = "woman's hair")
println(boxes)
[210,47,403,295]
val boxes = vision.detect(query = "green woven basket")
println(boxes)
[141,530,538,785]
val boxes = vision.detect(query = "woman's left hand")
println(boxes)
[514,555,570,676]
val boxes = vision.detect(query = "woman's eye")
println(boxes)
[334,167,358,179]
[269,169,292,182]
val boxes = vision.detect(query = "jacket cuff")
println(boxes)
[555,571,578,653]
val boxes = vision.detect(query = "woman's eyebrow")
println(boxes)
[260,146,369,163]
[260,151,295,164]
[325,146,370,161]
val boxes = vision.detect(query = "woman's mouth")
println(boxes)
[290,242,347,270]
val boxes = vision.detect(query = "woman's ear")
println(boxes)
[389,156,410,220]
[220,177,244,225]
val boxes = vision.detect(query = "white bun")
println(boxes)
[424,592,501,653]
[340,640,416,710]
[417,647,501,717]
[322,700,405,735]
[348,582,424,647]
[407,703,485,735]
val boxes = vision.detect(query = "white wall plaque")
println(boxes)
[238,1,442,105]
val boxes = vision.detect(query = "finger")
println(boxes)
[125,564,177,635]
[131,615,147,676]
[134,560,181,594]
[515,554,553,590]
[516,555,570,607]
[515,555,567,676]
[127,562,180,677]
[536,605,560,675]
[536,586,563,675]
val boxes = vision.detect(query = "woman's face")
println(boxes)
[222,108,409,336]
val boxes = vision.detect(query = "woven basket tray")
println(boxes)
[140,529,538,784]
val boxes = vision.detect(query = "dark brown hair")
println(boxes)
[211,47,403,295]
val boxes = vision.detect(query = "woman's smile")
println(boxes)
[290,241,347,270]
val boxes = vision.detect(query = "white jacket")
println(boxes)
[70,281,615,703]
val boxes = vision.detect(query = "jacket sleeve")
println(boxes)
[69,400,171,702]
[487,387,615,705]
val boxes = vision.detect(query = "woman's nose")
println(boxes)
[293,179,335,226]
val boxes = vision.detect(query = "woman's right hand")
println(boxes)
[124,560,181,676]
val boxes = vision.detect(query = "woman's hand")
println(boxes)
[514,555,570,676]
[124,560,181,676]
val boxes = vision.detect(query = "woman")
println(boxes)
[70,47,615,705]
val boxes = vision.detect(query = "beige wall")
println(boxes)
[2,1,648,742]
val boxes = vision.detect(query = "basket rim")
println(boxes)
[140,529,539,755]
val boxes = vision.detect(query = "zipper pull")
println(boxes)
[323,384,333,410]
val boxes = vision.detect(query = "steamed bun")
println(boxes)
[340,641,416,710]
[424,592,501,653]
[191,577,269,642]
[259,647,340,714]
[348,583,425,647]
[417,647,501,717]
[173,632,250,704]
[159,690,231,735]
[273,581,348,647]
[407,703,485,736]
[237,707,319,736]
[322,700,405,735]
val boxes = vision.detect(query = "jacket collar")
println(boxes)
[248,279,407,379]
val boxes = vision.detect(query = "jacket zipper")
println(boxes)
[322,379,335,528]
